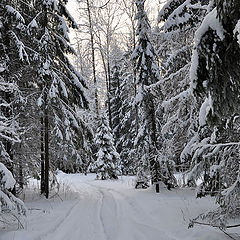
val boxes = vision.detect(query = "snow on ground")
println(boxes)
[0,173,239,240]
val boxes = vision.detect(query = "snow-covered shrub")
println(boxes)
[0,163,26,215]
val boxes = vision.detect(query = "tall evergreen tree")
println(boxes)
[118,72,137,175]
[110,60,122,151]
[132,0,162,192]
[31,0,89,198]
[156,0,209,168]
[0,0,32,192]
[187,0,240,225]
[0,0,28,217]
[94,116,119,180]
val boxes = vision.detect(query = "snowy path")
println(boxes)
[84,183,173,240]
[0,173,237,240]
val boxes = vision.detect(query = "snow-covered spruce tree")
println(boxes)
[0,0,27,215]
[109,51,138,175]
[0,82,20,166]
[0,81,23,215]
[158,0,209,32]
[109,56,123,153]
[131,0,163,192]
[118,72,137,175]
[6,0,45,191]
[94,117,119,180]
[109,47,129,149]
[0,2,20,166]
[0,83,26,218]
[187,0,240,225]
[31,0,89,198]
[106,45,137,175]
[0,0,40,196]
[0,0,27,169]
[0,162,26,219]
[155,0,209,169]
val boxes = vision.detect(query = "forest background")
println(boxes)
[0,0,240,229]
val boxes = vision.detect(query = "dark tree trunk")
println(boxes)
[149,93,157,145]
[19,157,24,189]
[147,93,161,193]
[40,116,45,194]
[41,4,50,199]
[107,92,113,129]
[44,107,49,199]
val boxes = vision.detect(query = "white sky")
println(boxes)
[66,0,165,50]
[66,0,164,109]
[67,0,164,28]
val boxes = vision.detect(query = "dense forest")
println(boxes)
[0,0,240,231]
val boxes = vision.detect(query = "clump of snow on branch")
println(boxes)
[234,20,240,46]
[0,163,16,190]
[190,8,225,92]
[159,0,191,31]
[198,95,213,127]
[162,89,190,108]
[0,163,26,215]
[6,5,25,24]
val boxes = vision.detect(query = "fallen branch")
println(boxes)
[226,224,240,229]
[189,220,240,240]
[99,0,110,8]
[11,213,24,229]
[49,192,63,202]
[219,228,239,240]
[0,219,12,226]
[189,220,240,229]
[28,208,43,211]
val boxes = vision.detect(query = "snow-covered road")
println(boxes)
[0,173,237,240]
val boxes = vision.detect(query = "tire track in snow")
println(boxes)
[80,182,109,240]
[114,188,178,240]
[37,182,98,240]
[95,185,177,240]
[98,190,110,240]
[85,182,120,240]
[39,198,81,240]
[36,179,176,240]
